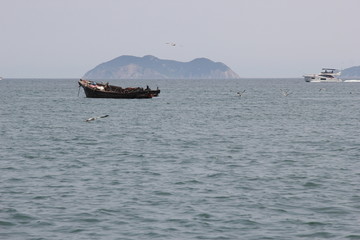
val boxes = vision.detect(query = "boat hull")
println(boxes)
[304,75,342,83]
[81,87,152,98]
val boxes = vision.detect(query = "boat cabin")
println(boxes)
[321,68,339,74]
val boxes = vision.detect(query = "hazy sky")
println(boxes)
[1,0,360,78]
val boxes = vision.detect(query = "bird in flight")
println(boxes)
[85,115,109,122]
[237,90,246,97]
[280,89,292,97]
[165,42,176,46]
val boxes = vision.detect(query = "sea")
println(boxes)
[1,78,360,240]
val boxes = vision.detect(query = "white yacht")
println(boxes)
[303,68,342,82]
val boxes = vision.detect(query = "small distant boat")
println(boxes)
[78,79,160,99]
[303,68,342,83]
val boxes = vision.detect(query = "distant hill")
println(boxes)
[83,55,240,79]
[341,66,360,79]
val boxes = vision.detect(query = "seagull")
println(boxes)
[280,89,292,97]
[319,88,326,92]
[237,90,246,97]
[85,115,109,122]
[165,42,176,47]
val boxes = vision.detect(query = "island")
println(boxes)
[341,65,360,79]
[83,55,240,79]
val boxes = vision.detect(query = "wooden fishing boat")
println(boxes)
[78,79,160,99]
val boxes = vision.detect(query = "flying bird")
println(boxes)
[237,90,246,97]
[85,115,109,122]
[280,89,292,97]
[165,42,176,46]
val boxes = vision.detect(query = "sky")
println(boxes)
[1,0,360,78]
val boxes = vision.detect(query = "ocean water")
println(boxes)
[1,78,360,240]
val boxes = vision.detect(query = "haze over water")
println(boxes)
[1,78,360,239]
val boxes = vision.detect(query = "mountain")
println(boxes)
[83,55,240,79]
[341,66,360,79]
